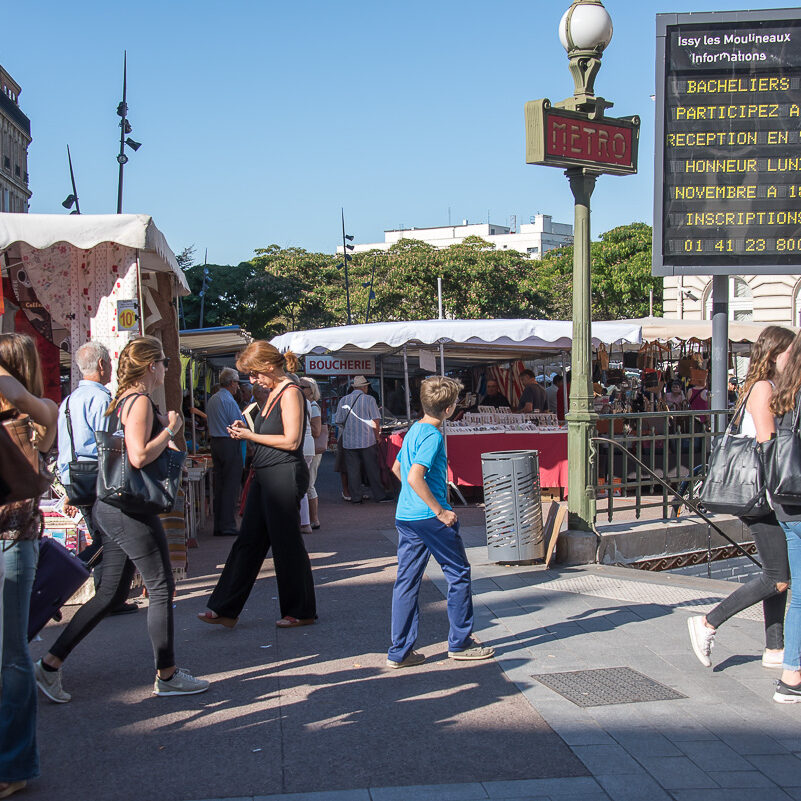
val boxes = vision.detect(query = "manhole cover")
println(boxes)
[531,667,686,707]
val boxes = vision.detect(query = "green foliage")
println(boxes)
[178,222,661,336]
[537,222,662,320]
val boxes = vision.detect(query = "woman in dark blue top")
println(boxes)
[199,341,316,629]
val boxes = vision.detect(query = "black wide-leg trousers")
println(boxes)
[208,460,315,621]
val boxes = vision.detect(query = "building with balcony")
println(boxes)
[0,64,31,213]
[338,214,573,258]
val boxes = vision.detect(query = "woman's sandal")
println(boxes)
[276,616,315,628]
[0,781,27,799]
[197,611,238,629]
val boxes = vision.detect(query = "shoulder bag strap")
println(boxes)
[262,382,298,420]
[114,392,147,432]
[64,400,80,461]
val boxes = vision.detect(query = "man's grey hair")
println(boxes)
[219,367,239,387]
[75,341,110,377]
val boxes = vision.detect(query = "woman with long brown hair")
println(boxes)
[688,325,794,670]
[768,331,801,702]
[35,336,209,701]
[199,342,316,629]
[0,333,58,799]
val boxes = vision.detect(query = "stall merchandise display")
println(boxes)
[447,410,563,434]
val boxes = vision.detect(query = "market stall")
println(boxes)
[271,318,642,495]
[0,213,201,573]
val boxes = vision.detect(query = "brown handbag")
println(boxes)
[0,412,53,505]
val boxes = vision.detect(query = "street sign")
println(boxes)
[653,9,801,276]
[116,299,139,331]
[305,354,376,376]
[525,100,640,175]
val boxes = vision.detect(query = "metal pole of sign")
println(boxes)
[561,351,568,418]
[403,344,411,420]
[191,360,197,455]
[437,276,444,320]
[711,275,729,433]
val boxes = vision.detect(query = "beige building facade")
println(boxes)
[0,65,31,213]
[663,274,801,327]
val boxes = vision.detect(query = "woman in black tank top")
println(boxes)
[199,342,316,629]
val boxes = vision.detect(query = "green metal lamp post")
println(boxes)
[525,0,639,536]
[560,0,613,532]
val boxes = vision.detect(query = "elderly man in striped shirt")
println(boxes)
[335,376,392,504]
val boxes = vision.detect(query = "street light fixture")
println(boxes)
[62,145,81,214]
[116,51,142,214]
[524,0,639,534]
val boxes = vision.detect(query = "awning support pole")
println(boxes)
[403,345,411,420]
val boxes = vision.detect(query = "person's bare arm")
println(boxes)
[747,380,776,443]
[122,395,178,468]
[372,418,381,443]
[391,459,402,481]
[407,463,457,526]
[311,415,322,439]
[0,370,58,451]
[229,388,304,451]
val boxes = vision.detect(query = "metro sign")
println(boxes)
[525,99,640,176]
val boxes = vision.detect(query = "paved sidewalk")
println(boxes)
[27,458,801,801]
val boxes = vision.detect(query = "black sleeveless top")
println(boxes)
[113,392,163,441]
[251,382,307,469]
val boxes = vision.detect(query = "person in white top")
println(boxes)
[300,378,324,529]
[687,325,796,671]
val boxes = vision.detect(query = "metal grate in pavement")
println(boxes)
[534,573,763,621]
[532,666,687,707]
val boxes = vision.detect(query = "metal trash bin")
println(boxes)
[481,450,544,563]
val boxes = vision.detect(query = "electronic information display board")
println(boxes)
[654,9,801,276]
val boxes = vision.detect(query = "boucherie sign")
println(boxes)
[305,354,376,376]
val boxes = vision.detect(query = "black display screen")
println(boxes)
[660,15,801,269]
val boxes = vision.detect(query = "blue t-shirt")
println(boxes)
[396,422,451,521]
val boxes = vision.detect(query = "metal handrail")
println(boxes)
[591,435,761,568]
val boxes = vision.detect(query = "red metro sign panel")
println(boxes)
[525,100,640,175]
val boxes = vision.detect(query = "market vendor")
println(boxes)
[480,379,510,409]
[517,369,547,413]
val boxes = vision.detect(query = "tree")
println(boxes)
[536,223,661,320]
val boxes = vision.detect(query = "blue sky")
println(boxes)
[1,0,790,264]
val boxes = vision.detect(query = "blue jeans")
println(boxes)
[780,521,801,671]
[388,518,473,662]
[0,540,39,783]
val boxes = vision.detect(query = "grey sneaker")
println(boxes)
[448,642,495,661]
[386,651,425,669]
[34,659,72,704]
[687,616,715,668]
[773,679,801,704]
[153,667,210,697]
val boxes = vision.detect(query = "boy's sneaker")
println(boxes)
[773,679,801,704]
[448,642,495,661]
[763,649,784,668]
[386,651,425,669]
[687,616,715,667]
[153,667,210,697]
[34,659,71,704]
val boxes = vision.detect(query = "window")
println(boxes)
[704,277,753,322]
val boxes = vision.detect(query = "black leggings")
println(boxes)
[49,500,175,670]
[209,461,315,621]
[706,513,789,650]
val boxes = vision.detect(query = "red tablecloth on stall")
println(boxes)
[385,431,568,490]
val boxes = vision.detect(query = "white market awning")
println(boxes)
[270,318,642,360]
[180,326,253,356]
[0,212,189,294]
[626,316,799,344]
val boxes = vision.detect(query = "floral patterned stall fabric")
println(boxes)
[19,243,140,390]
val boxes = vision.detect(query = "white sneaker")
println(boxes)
[386,651,425,669]
[153,667,210,696]
[687,616,715,667]
[34,659,71,703]
[762,649,784,669]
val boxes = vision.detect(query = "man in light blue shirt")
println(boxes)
[206,367,246,536]
[58,342,137,614]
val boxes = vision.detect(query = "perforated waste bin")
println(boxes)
[481,450,545,563]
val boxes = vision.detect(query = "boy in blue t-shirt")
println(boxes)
[387,376,495,668]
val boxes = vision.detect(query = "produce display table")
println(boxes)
[385,430,568,492]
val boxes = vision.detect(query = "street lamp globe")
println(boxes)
[558,0,613,54]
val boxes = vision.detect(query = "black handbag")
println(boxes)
[96,394,185,515]
[760,394,801,506]
[62,402,99,507]
[699,389,769,518]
